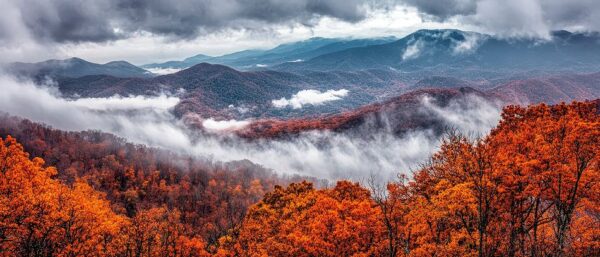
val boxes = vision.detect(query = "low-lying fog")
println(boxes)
[0,73,501,181]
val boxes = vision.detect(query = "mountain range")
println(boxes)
[56,63,407,119]
[53,63,600,121]
[4,28,600,124]
[275,30,600,75]
[9,29,600,80]
[142,36,398,70]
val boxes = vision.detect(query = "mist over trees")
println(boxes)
[1,100,598,256]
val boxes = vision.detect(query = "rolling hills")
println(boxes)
[238,87,497,138]
[5,57,152,78]
[55,62,410,119]
[52,63,600,122]
[490,72,600,105]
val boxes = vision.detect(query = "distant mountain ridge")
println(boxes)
[6,57,152,78]
[142,54,213,70]
[275,29,600,75]
[9,29,600,81]
[142,36,398,70]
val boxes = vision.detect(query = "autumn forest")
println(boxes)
[6,0,600,255]
[0,100,597,257]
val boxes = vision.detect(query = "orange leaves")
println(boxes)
[403,100,600,256]
[369,101,599,257]
[1,136,64,256]
[0,136,127,256]
[0,136,211,256]
[0,114,284,251]
[1,100,598,256]
[488,101,600,255]
[231,181,386,257]
[220,101,599,257]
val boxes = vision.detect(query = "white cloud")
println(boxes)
[68,94,180,111]
[452,32,483,54]
[145,67,182,75]
[1,6,466,65]
[272,89,349,109]
[5,1,600,65]
[228,104,250,114]
[421,95,501,135]
[402,39,424,60]
[0,74,188,148]
[403,0,600,39]
[202,118,250,131]
[473,0,550,38]
[189,94,501,181]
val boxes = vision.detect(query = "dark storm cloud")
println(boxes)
[2,0,367,43]
[540,0,600,29]
[403,0,600,36]
[404,0,477,20]
[3,0,600,46]
[18,0,118,43]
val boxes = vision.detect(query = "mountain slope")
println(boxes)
[157,63,308,116]
[142,54,212,69]
[52,62,600,121]
[55,63,412,119]
[7,57,152,78]
[142,37,397,70]
[275,29,600,75]
[412,76,483,89]
[490,72,600,104]
[239,87,496,138]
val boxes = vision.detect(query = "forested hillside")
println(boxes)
[1,100,598,256]
[226,101,600,256]
[0,114,317,254]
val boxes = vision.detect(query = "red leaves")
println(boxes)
[232,181,386,257]
[0,100,598,256]
[224,101,599,256]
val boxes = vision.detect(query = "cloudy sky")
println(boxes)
[2,0,600,65]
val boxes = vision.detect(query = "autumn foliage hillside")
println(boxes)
[0,136,211,256]
[0,100,598,256]
[0,114,317,254]
[239,87,491,138]
[224,101,600,256]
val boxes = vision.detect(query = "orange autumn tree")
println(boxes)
[0,114,285,251]
[222,100,598,257]
[0,136,211,257]
[1,100,598,257]
[383,101,600,257]
[227,181,387,257]
[394,134,498,257]
[488,102,600,256]
[125,206,210,257]
[0,135,128,256]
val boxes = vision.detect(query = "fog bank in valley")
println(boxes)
[0,73,502,181]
